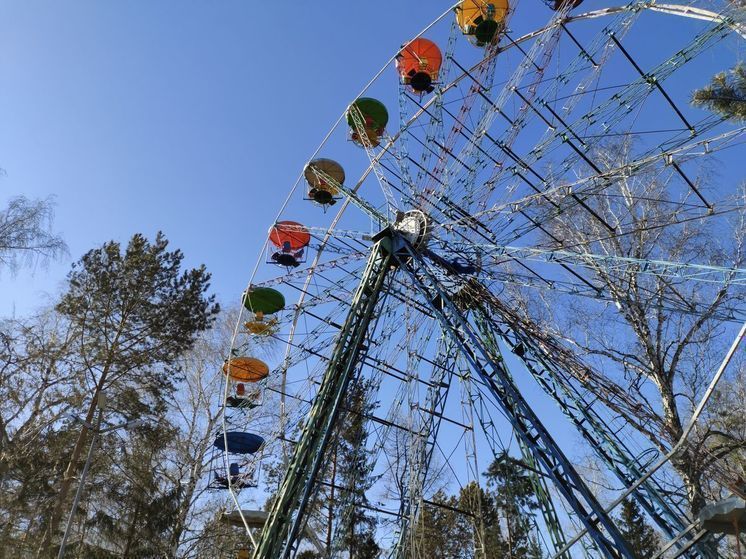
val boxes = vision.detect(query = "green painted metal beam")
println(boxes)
[253,237,396,559]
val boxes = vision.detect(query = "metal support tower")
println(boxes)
[253,236,396,558]
[399,247,636,559]
[255,228,644,558]
[470,293,713,558]
[473,313,571,558]
[391,339,457,558]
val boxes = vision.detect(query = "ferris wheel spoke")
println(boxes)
[478,268,746,323]
[464,243,746,287]
[476,6,644,205]
[490,126,746,248]
[470,381,573,557]
[454,8,735,234]
[441,2,601,211]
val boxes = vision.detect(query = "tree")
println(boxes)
[0,306,244,558]
[617,499,661,558]
[0,196,66,275]
[188,511,247,559]
[691,0,745,122]
[155,310,237,556]
[457,481,511,559]
[484,453,542,559]
[409,466,541,558]
[334,377,380,559]
[38,232,219,557]
[87,421,181,557]
[413,489,469,558]
[692,63,746,121]
[0,310,82,551]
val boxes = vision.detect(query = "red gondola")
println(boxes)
[268,221,310,268]
[396,38,443,94]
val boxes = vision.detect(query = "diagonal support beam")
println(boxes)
[471,302,715,558]
[398,246,636,559]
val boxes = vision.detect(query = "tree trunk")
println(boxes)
[37,378,105,557]
[327,448,337,551]
[123,503,141,558]
[657,375,711,517]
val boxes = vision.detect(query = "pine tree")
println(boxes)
[618,499,660,558]
[458,481,508,559]
[415,489,471,558]
[87,422,181,557]
[37,232,219,556]
[484,452,541,559]
[335,377,380,559]
[692,64,746,121]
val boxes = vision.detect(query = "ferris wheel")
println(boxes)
[215,1,746,558]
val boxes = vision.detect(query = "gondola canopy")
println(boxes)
[455,0,509,46]
[213,431,265,454]
[269,221,310,251]
[242,287,285,316]
[304,159,345,206]
[396,38,443,93]
[346,98,389,147]
[222,357,270,383]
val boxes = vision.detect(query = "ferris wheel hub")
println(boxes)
[392,209,429,251]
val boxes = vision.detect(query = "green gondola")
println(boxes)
[346,98,389,130]
[242,287,285,316]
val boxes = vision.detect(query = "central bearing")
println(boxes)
[392,209,429,251]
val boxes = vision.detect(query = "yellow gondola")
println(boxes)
[455,0,509,46]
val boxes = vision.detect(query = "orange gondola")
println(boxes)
[396,38,442,94]
[222,357,270,383]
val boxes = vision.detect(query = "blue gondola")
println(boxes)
[213,431,264,454]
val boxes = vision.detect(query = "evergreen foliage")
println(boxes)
[335,378,380,559]
[692,64,746,121]
[484,453,542,559]
[0,232,221,557]
[412,453,542,558]
[617,499,661,558]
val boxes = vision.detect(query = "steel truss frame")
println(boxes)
[254,225,730,557]
[253,237,396,558]
[468,300,715,558]
[398,245,636,559]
